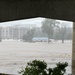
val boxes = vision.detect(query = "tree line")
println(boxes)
[22,18,73,43]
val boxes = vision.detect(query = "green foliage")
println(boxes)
[50,62,68,75]
[19,59,68,75]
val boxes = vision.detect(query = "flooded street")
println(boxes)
[0,40,72,75]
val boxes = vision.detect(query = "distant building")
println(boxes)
[0,27,2,39]
[9,27,13,39]
[0,24,36,39]
[2,27,9,39]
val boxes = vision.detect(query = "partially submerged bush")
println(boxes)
[19,59,68,75]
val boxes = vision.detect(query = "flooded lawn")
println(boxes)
[0,40,72,75]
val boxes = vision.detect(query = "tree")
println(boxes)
[54,28,60,41]
[34,27,47,37]
[19,59,68,75]
[58,22,68,43]
[22,28,35,42]
[41,18,59,42]
[22,34,30,42]
[66,27,72,41]
[54,24,72,42]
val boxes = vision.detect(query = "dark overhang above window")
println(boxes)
[0,0,74,22]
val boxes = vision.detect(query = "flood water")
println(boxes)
[0,40,72,75]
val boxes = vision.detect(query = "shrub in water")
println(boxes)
[19,59,68,75]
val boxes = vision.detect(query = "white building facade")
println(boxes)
[0,24,36,39]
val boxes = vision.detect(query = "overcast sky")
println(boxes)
[0,17,73,27]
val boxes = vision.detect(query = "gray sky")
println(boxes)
[0,17,45,27]
[0,17,73,27]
